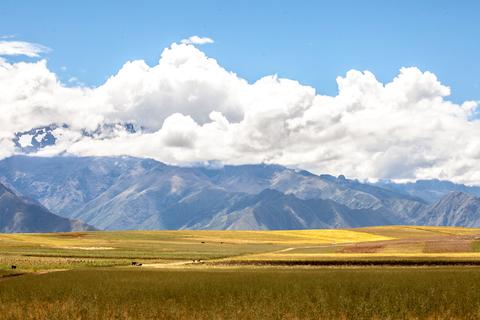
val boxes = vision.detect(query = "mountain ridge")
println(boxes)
[1,155,479,230]
[0,182,94,233]
[417,191,480,227]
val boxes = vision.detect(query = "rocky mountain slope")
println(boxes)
[1,155,479,230]
[417,192,480,227]
[375,179,480,203]
[197,189,394,230]
[0,182,93,233]
[0,156,425,230]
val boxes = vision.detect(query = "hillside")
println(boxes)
[418,192,480,227]
[1,155,480,230]
[0,182,94,233]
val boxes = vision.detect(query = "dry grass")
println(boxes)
[2,227,480,273]
[356,226,480,238]
[1,268,480,319]
[339,243,385,253]
[2,227,480,319]
[424,239,474,253]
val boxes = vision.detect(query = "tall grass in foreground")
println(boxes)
[1,267,480,319]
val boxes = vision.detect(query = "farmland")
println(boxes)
[1,226,480,272]
[1,226,480,319]
[0,228,392,272]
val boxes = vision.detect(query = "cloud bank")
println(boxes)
[0,38,479,184]
[0,40,50,57]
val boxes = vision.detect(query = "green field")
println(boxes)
[1,226,480,319]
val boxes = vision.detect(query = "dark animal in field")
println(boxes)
[137,263,142,266]
[131,262,137,266]
[201,241,205,244]
[11,265,16,270]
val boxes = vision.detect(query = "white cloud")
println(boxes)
[181,36,214,45]
[1,40,480,184]
[18,134,33,148]
[0,40,50,57]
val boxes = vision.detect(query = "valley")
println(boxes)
[1,226,480,319]
[1,226,480,274]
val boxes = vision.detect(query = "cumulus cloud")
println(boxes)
[0,40,50,57]
[0,39,479,184]
[181,36,214,45]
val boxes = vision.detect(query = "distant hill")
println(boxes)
[417,192,480,227]
[0,182,94,233]
[375,179,480,203]
[1,155,480,230]
[198,189,394,230]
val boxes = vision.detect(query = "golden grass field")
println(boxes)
[1,226,480,272]
[1,226,480,319]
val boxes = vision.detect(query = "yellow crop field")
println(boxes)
[1,226,480,273]
[2,226,480,320]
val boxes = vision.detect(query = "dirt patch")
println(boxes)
[424,239,473,253]
[55,232,89,238]
[340,243,385,253]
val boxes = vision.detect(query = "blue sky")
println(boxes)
[1,0,479,102]
[2,1,480,182]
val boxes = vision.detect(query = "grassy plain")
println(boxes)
[1,268,480,319]
[1,226,480,272]
[0,228,393,272]
[1,226,480,319]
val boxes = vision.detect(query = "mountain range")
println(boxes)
[0,155,479,231]
[0,182,93,233]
